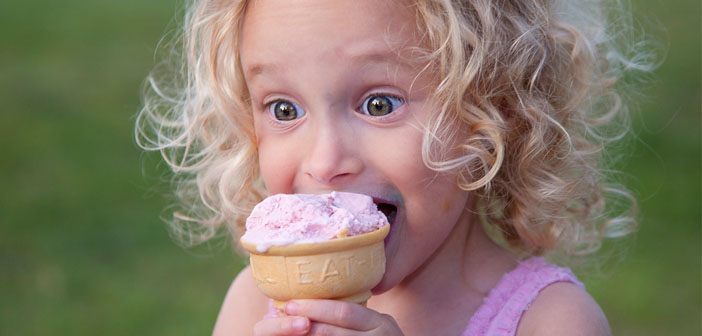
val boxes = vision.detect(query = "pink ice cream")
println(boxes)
[241,192,389,252]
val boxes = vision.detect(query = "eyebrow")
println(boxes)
[244,62,279,80]
[352,49,403,64]
[244,48,418,81]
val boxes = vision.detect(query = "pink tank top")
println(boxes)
[461,257,584,336]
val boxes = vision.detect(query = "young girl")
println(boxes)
[137,0,648,334]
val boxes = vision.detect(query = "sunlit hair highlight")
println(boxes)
[136,0,262,246]
[136,0,651,255]
[412,0,651,255]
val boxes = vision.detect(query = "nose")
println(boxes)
[303,118,363,186]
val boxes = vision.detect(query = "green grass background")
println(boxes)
[1,0,699,334]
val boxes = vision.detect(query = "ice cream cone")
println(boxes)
[241,224,390,310]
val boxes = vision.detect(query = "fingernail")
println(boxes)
[292,317,308,331]
[285,301,299,315]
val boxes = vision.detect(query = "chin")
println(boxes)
[370,199,403,295]
[371,275,395,295]
[370,249,402,295]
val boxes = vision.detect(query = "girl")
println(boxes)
[137,0,648,334]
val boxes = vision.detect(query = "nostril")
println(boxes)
[308,172,326,184]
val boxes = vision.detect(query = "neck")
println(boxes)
[369,208,518,333]
[397,208,517,296]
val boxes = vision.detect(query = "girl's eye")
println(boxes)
[269,101,305,121]
[361,95,404,117]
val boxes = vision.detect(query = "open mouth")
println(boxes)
[375,202,398,226]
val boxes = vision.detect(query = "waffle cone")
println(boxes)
[241,225,390,310]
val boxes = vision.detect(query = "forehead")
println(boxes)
[240,0,422,72]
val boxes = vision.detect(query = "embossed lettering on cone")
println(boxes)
[241,224,389,310]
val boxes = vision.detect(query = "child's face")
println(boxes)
[241,0,470,292]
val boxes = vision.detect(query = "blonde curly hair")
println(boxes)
[136,0,651,255]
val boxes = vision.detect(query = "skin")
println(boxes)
[212,0,612,335]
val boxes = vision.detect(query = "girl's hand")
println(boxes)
[252,315,311,336]
[253,299,403,336]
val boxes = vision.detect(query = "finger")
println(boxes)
[285,299,379,331]
[309,316,403,336]
[307,321,358,336]
[253,316,310,336]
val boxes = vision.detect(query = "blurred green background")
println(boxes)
[1,0,699,335]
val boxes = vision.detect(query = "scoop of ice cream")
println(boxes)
[241,192,388,252]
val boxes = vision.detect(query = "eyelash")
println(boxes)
[359,93,405,117]
[262,92,406,122]
[267,100,306,122]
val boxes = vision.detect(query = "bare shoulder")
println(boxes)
[516,282,612,336]
[212,265,270,336]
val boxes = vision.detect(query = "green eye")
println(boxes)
[270,101,305,121]
[362,95,404,116]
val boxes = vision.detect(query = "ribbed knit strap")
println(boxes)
[462,257,584,336]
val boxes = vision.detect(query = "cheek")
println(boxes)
[399,165,469,244]
[254,112,301,194]
[363,125,426,179]
[257,137,298,194]
[408,178,468,227]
